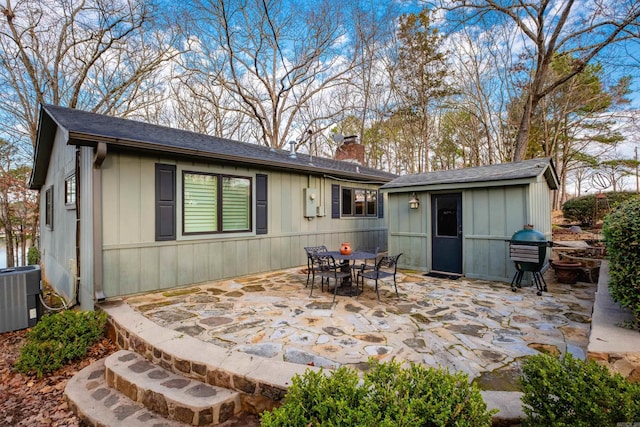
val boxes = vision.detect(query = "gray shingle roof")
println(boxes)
[381,158,558,190]
[33,104,396,188]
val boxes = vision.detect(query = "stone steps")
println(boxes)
[65,357,185,426]
[65,350,242,426]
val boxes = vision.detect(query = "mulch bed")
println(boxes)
[0,328,117,426]
[0,328,262,427]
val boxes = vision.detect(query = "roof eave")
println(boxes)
[67,132,393,183]
[382,177,539,193]
[29,107,59,190]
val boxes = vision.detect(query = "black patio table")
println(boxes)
[324,250,377,262]
[322,251,378,296]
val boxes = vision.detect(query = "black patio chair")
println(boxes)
[349,246,379,279]
[356,253,402,301]
[304,245,328,287]
[310,255,351,304]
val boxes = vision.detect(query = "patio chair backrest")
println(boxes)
[304,245,328,257]
[375,253,401,273]
[304,246,327,266]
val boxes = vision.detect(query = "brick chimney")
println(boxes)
[335,135,364,165]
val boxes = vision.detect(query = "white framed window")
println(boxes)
[182,171,251,234]
[64,174,76,206]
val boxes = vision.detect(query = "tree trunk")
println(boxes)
[512,94,534,161]
[20,226,26,266]
[5,231,14,268]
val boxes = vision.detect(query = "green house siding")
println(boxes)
[38,129,78,304]
[98,153,387,299]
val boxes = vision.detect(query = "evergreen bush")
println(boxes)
[602,195,640,327]
[14,310,107,378]
[260,359,495,427]
[27,246,40,265]
[562,191,637,226]
[520,353,640,426]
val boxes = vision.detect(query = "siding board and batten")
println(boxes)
[30,104,395,309]
[382,158,559,283]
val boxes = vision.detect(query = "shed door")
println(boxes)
[431,193,462,274]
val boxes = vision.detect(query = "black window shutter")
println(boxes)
[155,164,176,241]
[256,174,268,235]
[378,191,384,218]
[331,184,340,218]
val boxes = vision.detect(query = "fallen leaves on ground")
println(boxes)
[0,328,117,427]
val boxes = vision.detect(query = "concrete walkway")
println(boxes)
[122,268,595,403]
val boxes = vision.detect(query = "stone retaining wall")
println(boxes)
[104,312,287,415]
[586,261,640,383]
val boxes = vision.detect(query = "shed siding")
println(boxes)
[39,129,77,304]
[387,192,428,271]
[387,184,533,282]
[464,186,528,281]
[528,177,553,240]
[99,153,387,298]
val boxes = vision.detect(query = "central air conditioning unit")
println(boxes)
[0,265,42,333]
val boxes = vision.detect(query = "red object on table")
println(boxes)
[340,243,352,255]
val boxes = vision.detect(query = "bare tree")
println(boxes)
[442,0,640,161]
[0,140,35,267]
[184,0,358,149]
[0,0,180,148]
[446,22,523,164]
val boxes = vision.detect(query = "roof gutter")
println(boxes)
[92,142,107,302]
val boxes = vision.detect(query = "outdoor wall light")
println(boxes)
[409,192,420,209]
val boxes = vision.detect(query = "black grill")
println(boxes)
[508,226,552,296]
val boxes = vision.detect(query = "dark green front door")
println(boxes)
[431,193,463,274]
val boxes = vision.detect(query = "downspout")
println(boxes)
[73,146,81,307]
[93,142,107,301]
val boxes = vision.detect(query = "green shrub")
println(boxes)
[562,191,637,226]
[14,310,107,378]
[602,196,640,327]
[261,359,495,427]
[520,353,640,427]
[27,246,40,265]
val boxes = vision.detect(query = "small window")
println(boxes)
[341,188,353,216]
[340,186,378,217]
[45,186,54,229]
[366,190,377,215]
[65,174,76,206]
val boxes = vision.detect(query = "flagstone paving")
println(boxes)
[124,268,595,390]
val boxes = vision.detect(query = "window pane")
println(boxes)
[222,177,250,231]
[184,173,217,233]
[354,189,365,215]
[366,190,377,216]
[65,175,76,205]
[45,187,53,228]
[341,188,352,215]
[436,197,458,237]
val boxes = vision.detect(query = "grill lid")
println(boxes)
[511,225,546,242]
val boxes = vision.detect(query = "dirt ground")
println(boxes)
[0,329,116,426]
[551,210,604,243]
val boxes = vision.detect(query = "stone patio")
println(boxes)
[123,267,595,390]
